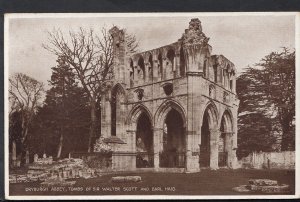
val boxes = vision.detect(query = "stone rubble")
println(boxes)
[248,179,277,186]
[9,157,99,184]
[233,179,290,194]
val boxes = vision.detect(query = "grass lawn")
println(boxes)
[9,169,295,195]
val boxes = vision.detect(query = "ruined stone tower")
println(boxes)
[101,18,239,172]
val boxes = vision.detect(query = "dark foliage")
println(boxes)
[237,48,295,158]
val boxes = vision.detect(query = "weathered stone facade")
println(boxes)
[101,18,239,172]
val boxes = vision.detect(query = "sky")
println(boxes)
[7,13,295,88]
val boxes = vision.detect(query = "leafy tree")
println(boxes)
[9,73,44,163]
[43,26,138,151]
[29,57,91,158]
[237,48,295,155]
[237,113,276,158]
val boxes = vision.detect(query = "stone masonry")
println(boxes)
[101,18,239,172]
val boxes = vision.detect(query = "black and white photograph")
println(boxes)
[4,13,298,199]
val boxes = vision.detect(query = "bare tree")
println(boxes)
[9,73,44,157]
[43,27,138,152]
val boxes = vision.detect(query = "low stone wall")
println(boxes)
[238,151,295,169]
[70,152,112,170]
[112,152,136,171]
[70,151,136,172]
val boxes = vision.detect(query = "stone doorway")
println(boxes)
[219,110,233,167]
[200,108,210,167]
[136,112,154,168]
[219,117,227,167]
[160,108,185,168]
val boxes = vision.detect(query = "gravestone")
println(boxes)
[25,150,30,164]
[34,154,38,163]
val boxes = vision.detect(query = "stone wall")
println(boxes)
[238,151,295,169]
[70,152,112,170]
[112,152,136,171]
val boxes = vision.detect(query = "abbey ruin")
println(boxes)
[101,18,239,172]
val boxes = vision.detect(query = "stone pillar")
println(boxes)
[185,130,200,173]
[210,129,219,170]
[227,132,238,169]
[101,94,111,138]
[232,78,236,93]
[153,128,163,169]
[126,130,136,152]
[174,53,180,77]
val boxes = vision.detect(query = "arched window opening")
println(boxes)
[129,59,134,87]
[111,87,124,136]
[148,54,153,81]
[158,53,163,80]
[167,49,175,66]
[138,56,145,80]
[165,49,175,79]
[213,65,218,83]
[179,47,186,76]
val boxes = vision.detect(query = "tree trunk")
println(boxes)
[88,98,96,152]
[57,133,64,158]
[280,117,292,151]
[20,116,28,166]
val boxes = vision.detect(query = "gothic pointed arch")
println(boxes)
[219,108,233,132]
[179,46,186,76]
[110,83,126,136]
[218,108,234,167]
[201,101,219,129]
[126,104,153,130]
[154,99,187,129]
[127,104,154,168]
[155,99,186,168]
[200,101,219,168]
